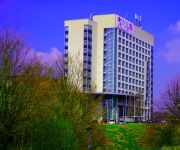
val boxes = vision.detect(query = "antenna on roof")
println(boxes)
[135,13,142,28]
[90,13,94,20]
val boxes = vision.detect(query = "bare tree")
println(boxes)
[136,91,143,122]
[160,75,180,122]
[127,92,134,122]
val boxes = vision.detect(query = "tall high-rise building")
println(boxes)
[64,14,154,122]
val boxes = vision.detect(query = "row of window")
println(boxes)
[118,60,145,72]
[118,68,145,80]
[118,75,144,86]
[119,30,152,49]
[118,82,144,92]
[119,51,150,63]
[118,44,150,56]
[118,59,145,69]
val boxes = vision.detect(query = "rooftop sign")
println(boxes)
[116,16,134,35]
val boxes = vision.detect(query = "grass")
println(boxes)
[102,123,148,150]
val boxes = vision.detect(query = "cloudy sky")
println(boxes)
[0,0,180,101]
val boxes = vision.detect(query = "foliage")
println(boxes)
[0,29,107,149]
[26,115,78,150]
[139,123,180,149]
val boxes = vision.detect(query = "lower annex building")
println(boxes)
[64,14,154,122]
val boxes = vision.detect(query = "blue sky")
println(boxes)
[0,0,180,101]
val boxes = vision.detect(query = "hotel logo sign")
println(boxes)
[116,16,134,35]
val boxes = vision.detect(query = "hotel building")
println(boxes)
[64,14,154,122]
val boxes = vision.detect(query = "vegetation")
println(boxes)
[0,29,109,149]
[103,123,180,150]
[102,123,147,150]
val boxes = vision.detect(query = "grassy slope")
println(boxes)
[102,123,147,150]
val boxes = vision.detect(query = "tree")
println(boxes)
[53,55,106,149]
[0,29,55,149]
[136,91,143,122]
[160,75,180,123]
[127,92,134,122]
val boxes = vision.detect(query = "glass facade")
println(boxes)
[83,25,92,91]
[103,28,117,93]
[64,26,69,77]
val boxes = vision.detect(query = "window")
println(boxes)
[122,46,125,52]
[118,67,121,73]
[118,59,121,65]
[126,48,128,53]
[126,41,129,46]
[136,52,138,57]
[126,55,128,60]
[133,58,135,63]
[133,44,135,49]
[133,37,135,42]
[133,51,135,56]
[136,80,138,85]
[119,30,121,35]
[129,42,132,48]
[126,69,128,75]
[122,68,125,74]
[126,33,129,39]
[129,71,132,76]
[133,65,135,70]
[142,68,144,73]
[142,55,144,60]
[125,84,128,89]
[122,54,125,59]
[126,62,128,67]
[118,52,121,58]
[142,48,144,53]
[122,76,125,81]
[129,49,132,55]
[118,45,121,50]
[126,77,128,82]
[129,56,132,62]
[118,75,121,80]
[129,35,132,40]
[119,38,121,43]
[129,64,132,69]
[122,61,125,66]
[136,59,138,64]
[136,73,138,78]
[136,38,138,43]
[136,45,138,50]
[122,83,124,88]
[118,82,121,87]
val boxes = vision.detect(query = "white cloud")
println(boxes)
[30,47,62,65]
[159,21,180,63]
[159,38,180,63]
[168,21,180,35]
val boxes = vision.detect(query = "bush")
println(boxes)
[139,123,179,149]
[26,115,78,150]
